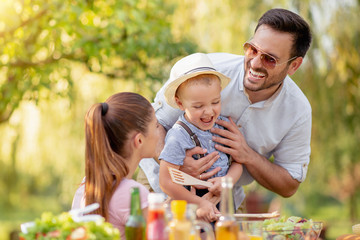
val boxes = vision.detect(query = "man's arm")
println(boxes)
[211,117,300,197]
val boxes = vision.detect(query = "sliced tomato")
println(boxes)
[47,230,61,237]
[67,226,87,240]
[35,232,47,239]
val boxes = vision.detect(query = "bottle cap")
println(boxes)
[221,176,233,188]
[186,204,198,220]
[130,187,140,194]
[148,193,165,203]
[171,200,187,215]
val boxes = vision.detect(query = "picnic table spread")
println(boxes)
[19,202,360,240]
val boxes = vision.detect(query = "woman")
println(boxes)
[72,92,162,238]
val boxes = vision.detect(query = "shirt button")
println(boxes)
[153,101,163,111]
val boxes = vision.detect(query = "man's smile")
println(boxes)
[249,68,266,80]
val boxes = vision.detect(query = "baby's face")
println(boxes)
[176,76,222,131]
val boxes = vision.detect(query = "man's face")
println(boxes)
[243,25,295,95]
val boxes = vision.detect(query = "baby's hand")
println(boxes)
[202,191,221,205]
[196,200,219,223]
[208,177,222,196]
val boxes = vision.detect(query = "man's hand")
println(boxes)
[211,117,300,198]
[210,117,254,165]
[179,147,221,179]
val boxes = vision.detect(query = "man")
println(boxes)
[139,8,312,210]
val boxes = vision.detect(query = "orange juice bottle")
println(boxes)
[168,200,191,240]
[215,177,239,240]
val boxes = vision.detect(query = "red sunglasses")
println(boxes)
[243,42,297,69]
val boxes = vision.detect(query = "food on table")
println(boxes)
[263,216,322,240]
[19,211,120,240]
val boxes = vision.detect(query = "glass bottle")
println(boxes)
[168,200,191,240]
[215,177,239,240]
[186,203,215,240]
[125,187,146,240]
[186,204,201,240]
[147,193,167,240]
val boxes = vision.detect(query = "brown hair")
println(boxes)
[255,8,312,58]
[84,92,153,220]
[175,74,221,99]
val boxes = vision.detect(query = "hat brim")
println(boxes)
[164,70,231,109]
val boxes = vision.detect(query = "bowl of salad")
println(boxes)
[262,216,323,240]
[19,211,120,240]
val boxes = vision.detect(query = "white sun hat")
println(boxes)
[164,53,231,108]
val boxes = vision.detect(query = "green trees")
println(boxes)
[304,1,360,222]
[0,0,197,231]
[0,0,196,124]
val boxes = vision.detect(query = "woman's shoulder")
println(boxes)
[111,179,149,207]
[117,178,150,193]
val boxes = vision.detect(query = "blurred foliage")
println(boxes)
[0,0,198,238]
[0,0,197,124]
[300,0,360,223]
[1,0,360,239]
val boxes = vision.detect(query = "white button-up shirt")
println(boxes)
[140,52,312,209]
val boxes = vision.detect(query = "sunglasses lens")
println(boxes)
[244,42,277,69]
[261,54,276,69]
[244,43,257,57]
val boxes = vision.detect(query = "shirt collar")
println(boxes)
[242,78,287,108]
[264,78,286,107]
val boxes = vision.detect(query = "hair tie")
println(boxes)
[101,102,108,116]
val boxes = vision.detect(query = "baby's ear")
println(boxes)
[175,96,185,111]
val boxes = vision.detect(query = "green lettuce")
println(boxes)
[19,212,120,240]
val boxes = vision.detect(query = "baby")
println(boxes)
[159,53,243,222]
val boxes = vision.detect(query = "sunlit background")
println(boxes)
[1,0,359,239]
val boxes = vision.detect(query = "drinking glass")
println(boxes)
[238,220,263,240]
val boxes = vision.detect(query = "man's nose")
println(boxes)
[251,53,264,68]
